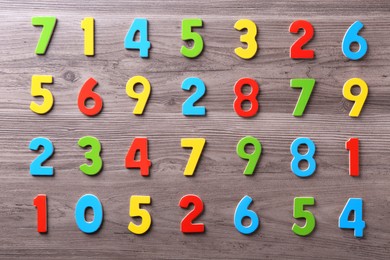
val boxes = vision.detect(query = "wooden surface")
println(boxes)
[0,0,390,259]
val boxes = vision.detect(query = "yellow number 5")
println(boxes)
[342,78,368,117]
[234,19,258,59]
[181,138,206,176]
[30,75,54,114]
[128,196,151,235]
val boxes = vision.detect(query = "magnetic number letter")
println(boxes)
[290,79,315,116]
[75,194,103,234]
[292,197,316,236]
[126,76,151,115]
[81,17,95,56]
[30,75,54,115]
[182,77,206,116]
[181,19,204,58]
[128,195,152,235]
[125,137,151,176]
[33,194,47,233]
[339,198,365,238]
[346,138,359,177]
[179,194,205,233]
[234,19,258,59]
[78,77,103,116]
[124,18,151,58]
[32,16,57,55]
[289,20,315,59]
[78,136,103,176]
[342,78,368,117]
[236,136,262,175]
[342,21,367,60]
[181,138,206,176]
[234,195,259,235]
[233,78,259,117]
[290,137,316,177]
[29,137,54,176]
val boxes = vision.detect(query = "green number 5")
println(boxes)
[180,18,204,58]
[78,136,103,176]
[290,78,315,116]
[292,197,316,236]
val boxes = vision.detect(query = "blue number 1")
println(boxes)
[29,137,54,176]
[182,77,206,116]
[124,18,151,58]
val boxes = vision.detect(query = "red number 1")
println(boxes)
[33,194,47,233]
[346,138,359,177]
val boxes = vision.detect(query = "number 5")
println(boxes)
[292,197,316,236]
[129,196,152,235]
[32,17,57,55]
[30,75,54,114]
[181,138,206,176]
[181,19,204,58]
[290,79,315,116]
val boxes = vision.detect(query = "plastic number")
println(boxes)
[74,194,103,234]
[234,195,259,235]
[125,137,151,176]
[233,78,259,117]
[32,16,57,55]
[289,20,315,59]
[29,137,54,176]
[33,194,47,233]
[30,75,54,114]
[179,194,205,233]
[290,137,316,177]
[124,18,151,58]
[181,19,204,58]
[342,21,367,60]
[292,197,316,236]
[236,136,262,175]
[78,77,103,116]
[234,19,258,59]
[78,136,102,176]
[182,77,206,116]
[290,79,315,116]
[126,76,151,115]
[346,138,359,177]
[81,17,94,56]
[181,138,206,176]
[342,78,368,117]
[129,196,152,235]
[339,198,365,238]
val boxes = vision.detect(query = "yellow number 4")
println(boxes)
[181,138,206,176]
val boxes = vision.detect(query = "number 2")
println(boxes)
[182,77,206,116]
[179,194,205,233]
[234,19,258,59]
[290,79,315,116]
[29,137,54,176]
[181,138,206,176]
[289,20,315,59]
[32,16,57,55]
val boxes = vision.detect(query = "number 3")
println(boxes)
[78,136,102,176]
[234,19,258,59]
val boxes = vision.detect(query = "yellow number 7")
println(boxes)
[181,138,206,176]
[342,78,368,117]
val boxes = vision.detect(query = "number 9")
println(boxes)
[236,136,262,175]
[342,78,368,117]
[126,76,151,115]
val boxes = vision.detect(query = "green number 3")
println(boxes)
[78,136,103,176]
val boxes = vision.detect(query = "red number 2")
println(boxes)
[233,78,259,118]
[33,194,47,233]
[346,138,359,177]
[289,20,315,59]
[125,137,152,176]
[179,194,205,233]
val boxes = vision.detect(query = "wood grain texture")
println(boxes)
[1,0,390,259]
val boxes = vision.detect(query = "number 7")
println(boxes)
[290,79,315,116]
[181,138,206,176]
[32,17,57,55]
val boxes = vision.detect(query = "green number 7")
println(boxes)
[32,17,57,55]
[290,78,315,116]
[292,197,316,236]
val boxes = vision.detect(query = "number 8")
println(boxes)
[342,78,368,117]
[290,137,316,177]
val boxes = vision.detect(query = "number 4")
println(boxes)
[339,198,366,238]
[32,17,57,55]
[124,18,151,58]
[125,137,151,176]
[181,138,206,176]
[290,79,315,116]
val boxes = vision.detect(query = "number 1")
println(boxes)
[81,17,95,56]
[33,194,47,233]
[346,138,359,177]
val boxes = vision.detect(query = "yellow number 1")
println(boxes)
[30,75,54,114]
[181,138,206,176]
[234,19,258,59]
[81,17,95,56]
[342,78,368,117]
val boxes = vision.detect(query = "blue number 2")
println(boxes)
[182,77,206,116]
[124,18,151,58]
[339,198,365,238]
[290,137,316,177]
[29,137,54,176]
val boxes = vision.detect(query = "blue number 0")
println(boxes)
[290,137,316,177]
[182,77,206,116]
[29,137,54,176]
[75,194,103,234]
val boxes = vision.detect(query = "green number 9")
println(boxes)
[236,136,262,175]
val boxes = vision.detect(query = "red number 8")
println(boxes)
[78,77,103,116]
[233,78,259,117]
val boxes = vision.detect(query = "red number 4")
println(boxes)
[125,137,151,176]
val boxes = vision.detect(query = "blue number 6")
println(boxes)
[342,21,368,60]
